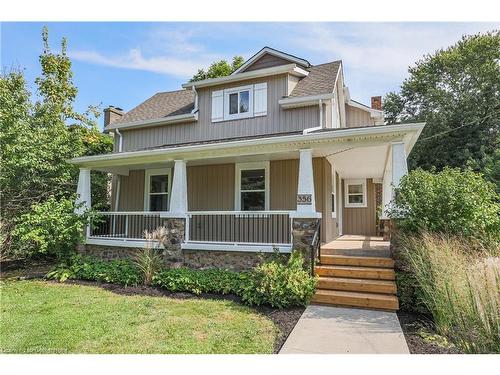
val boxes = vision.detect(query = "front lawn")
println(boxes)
[0,280,278,354]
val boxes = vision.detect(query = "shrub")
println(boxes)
[389,168,500,241]
[12,196,89,260]
[47,255,142,286]
[399,233,500,353]
[152,268,245,295]
[240,251,317,308]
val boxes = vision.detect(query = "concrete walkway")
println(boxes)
[280,305,409,354]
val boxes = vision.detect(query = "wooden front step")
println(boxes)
[315,265,396,280]
[317,276,397,294]
[320,254,394,268]
[312,289,399,311]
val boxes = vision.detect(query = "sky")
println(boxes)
[1,22,497,130]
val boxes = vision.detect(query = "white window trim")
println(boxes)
[331,167,337,218]
[344,179,367,208]
[144,168,172,211]
[223,85,254,121]
[235,161,270,211]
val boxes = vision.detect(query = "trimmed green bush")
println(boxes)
[389,168,500,241]
[239,251,317,308]
[48,250,317,309]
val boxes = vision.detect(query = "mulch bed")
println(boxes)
[397,311,461,354]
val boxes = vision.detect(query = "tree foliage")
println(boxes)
[383,31,500,191]
[389,168,500,241]
[0,27,113,257]
[190,56,244,82]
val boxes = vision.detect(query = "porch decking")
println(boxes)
[313,235,398,311]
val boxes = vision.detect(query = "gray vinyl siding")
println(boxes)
[118,170,145,211]
[342,178,377,236]
[120,74,319,152]
[346,105,375,128]
[241,54,294,72]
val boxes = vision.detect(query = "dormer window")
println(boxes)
[224,85,253,120]
[211,83,267,122]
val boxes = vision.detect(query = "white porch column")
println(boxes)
[382,142,408,218]
[169,160,188,216]
[294,149,320,217]
[75,168,91,215]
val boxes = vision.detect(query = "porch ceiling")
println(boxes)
[327,144,389,179]
[70,123,424,174]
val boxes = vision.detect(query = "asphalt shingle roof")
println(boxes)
[289,61,342,97]
[112,89,195,125]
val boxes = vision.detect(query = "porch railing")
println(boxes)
[89,212,162,239]
[187,211,292,245]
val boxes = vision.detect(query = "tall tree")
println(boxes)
[383,31,500,190]
[0,27,112,255]
[190,56,244,82]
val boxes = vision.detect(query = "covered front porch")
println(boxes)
[71,124,423,255]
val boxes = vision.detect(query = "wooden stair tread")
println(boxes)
[317,276,397,294]
[315,265,396,281]
[312,289,399,311]
[320,254,394,268]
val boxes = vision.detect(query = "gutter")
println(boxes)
[69,122,426,166]
[115,128,123,152]
[303,99,324,134]
[182,64,309,89]
[106,112,198,131]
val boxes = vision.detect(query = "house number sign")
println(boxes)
[297,194,312,205]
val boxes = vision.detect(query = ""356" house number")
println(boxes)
[297,194,312,205]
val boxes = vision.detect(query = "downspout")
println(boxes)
[303,99,324,134]
[115,128,123,152]
[191,86,198,114]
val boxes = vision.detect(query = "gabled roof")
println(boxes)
[232,46,311,75]
[111,89,195,126]
[289,61,342,98]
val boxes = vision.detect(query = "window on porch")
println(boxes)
[144,168,171,211]
[345,179,367,208]
[235,162,269,211]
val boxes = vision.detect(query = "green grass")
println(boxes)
[0,280,278,354]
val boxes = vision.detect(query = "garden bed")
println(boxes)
[397,311,461,354]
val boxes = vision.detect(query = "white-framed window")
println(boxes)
[144,168,171,211]
[235,161,270,211]
[331,168,337,218]
[224,85,253,121]
[344,179,367,208]
[211,83,267,123]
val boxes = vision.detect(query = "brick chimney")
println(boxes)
[103,106,124,130]
[371,96,382,111]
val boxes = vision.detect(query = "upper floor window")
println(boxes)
[144,168,171,211]
[224,85,253,120]
[344,179,367,208]
[212,83,267,123]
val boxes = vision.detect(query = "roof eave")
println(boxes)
[279,93,335,108]
[69,122,426,168]
[231,47,311,75]
[106,112,198,131]
[182,64,308,89]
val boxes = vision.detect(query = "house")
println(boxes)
[71,47,424,277]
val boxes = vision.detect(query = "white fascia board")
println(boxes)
[279,93,335,108]
[182,64,308,89]
[232,47,310,75]
[69,123,426,168]
[347,99,384,118]
[107,112,198,131]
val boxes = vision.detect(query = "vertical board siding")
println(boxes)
[121,75,319,151]
[187,164,235,211]
[241,54,294,72]
[342,178,377,236]
[346,105,374,128]
[270,159,299,210]
[118,170,145,211]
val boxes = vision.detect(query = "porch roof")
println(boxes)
[69,123,425,176]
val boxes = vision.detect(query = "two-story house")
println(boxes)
[71,47,424,272]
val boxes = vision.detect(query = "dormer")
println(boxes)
[231,46,311,74]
